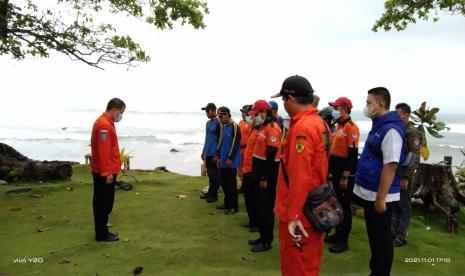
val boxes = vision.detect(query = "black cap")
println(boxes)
[271,75,314,98]
[240,104,252,113]
[201,103,216,111]
[217,106,230,114]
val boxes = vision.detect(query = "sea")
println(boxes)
[1,108,464,176]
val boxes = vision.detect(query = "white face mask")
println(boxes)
[115,113,123,122]
[283,119,290,129]
[363,105,374,119]
[254,114,265,126]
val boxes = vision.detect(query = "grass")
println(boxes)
[0,165,464,276]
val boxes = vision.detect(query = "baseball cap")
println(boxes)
[329,97,353,111]
[271,75,314,98]
[201,103,217,111]
[249,100,270,116]
[268,101,278,110]
[240,104,252,113]
[217,106,231,115]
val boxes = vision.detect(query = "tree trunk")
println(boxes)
[413,162,461,233]
[0,143,74,181]
[0,0,9,39]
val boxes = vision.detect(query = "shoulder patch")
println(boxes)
[101,133,107,141]
[352,133,357,139]
[296,141,305,153]
[270,135,277,143]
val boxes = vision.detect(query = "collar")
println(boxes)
[291,107,318,123]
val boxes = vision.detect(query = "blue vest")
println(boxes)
[355,111,406,194]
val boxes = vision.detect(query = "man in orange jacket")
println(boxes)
[238,104,252,193]
[91,98,125,242]
[273,75,330,276]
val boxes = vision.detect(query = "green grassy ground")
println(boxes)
[1,165,464,276]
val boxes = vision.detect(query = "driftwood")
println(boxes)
[412,161,463,234]
[0,143,74,181]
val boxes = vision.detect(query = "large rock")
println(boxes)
[0,143,74,181]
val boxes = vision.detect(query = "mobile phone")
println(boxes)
[294,227,303,252]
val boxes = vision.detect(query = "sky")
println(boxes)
[1,0,465,114]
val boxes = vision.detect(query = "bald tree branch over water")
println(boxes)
[0,0,208,69]
[373,0,465,32]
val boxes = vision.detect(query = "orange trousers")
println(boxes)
[278,221,324,276]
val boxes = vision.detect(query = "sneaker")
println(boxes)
[200,194,209,199]
[393,235,407,247]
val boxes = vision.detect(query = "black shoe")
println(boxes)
[108,232,118,238]
[216,204,227,210]
[324,233,339,244]
[251,242,271,252]
[200,194,209,199]
[224,208,238,215]
[329,242,348,253]
[206,197,217,203]
[96,233,119,242]
[248,238,261,246]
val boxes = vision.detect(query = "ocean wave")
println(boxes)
[435,144,465,149]
[118,135,170,144]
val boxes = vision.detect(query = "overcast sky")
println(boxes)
[1,0,464,114]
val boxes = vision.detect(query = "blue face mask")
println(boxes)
[245,115,253,125]
[115,113,123,123]
[331,110,341,120]
[254,114,265,126]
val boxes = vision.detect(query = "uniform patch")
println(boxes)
[101,134,107,141]
[352,134,357,139]
[414,137,420,148]
[296,141,305,153]
[270,136,277,143]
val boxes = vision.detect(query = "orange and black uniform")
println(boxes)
[242,127,259,228]
[252,119,282,246]
[238,120,251,181]
[275,108,330,276]
[329,117,359,245]
[91,113,121,241]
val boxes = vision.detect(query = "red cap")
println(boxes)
[249,100,270,116]
[329,97,353,111]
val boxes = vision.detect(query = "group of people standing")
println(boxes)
[88,75,421,276]
[199,75,421,276]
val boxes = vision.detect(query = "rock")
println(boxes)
[115,181,133,191]
[0,180,7,185]
[169,148,180,153]
[154,166,170,172]
[133,266,143,275]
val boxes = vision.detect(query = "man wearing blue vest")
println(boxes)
[216,106,241,215]
[200,103,221,203]
[353,87,406,276]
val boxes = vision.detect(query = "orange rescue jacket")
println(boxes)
[330,119,359,158]
[252,121,282,162]
[91,113,121,176]
[274,108,330,227]
[242,128,259,174]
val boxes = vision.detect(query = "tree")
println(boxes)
[0,0,208,69]
[372,0,465,32]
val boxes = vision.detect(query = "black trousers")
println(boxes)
[356,195,396,276]
[205,156,220,199]
[331,170,355,244]
[220,168,238,210]
[257,178,277,244]
[92,173,116,240]
[243,172,258,227]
